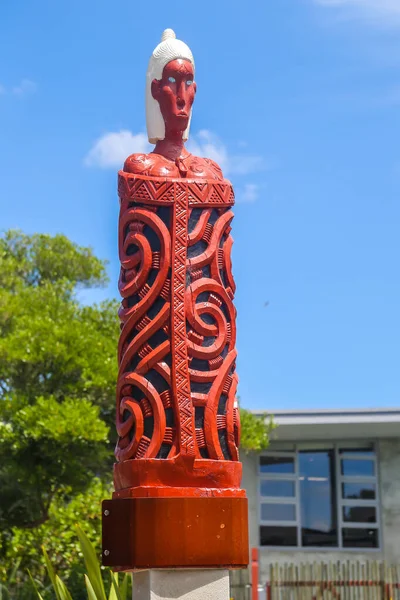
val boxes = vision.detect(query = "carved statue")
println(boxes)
[103,29,248,571]
[124,29,222,180]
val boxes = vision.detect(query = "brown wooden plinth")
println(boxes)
[102,496,249,570]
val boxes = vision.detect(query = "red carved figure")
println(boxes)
[103,29,248,571]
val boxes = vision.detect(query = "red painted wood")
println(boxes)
[102,497,248,570]
[103,50,248,570]
[251,548,259,600]
[114,53,241,487]
[114,174,241,491]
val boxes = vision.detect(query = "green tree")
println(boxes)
[0,229,272,598]
[239,408,275,452]
[0,479,110,600]
[0,231,119,531]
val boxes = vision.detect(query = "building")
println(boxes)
[241,408,400,582]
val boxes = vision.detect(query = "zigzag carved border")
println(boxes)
[171,183,196,456]
[118,172,235,207]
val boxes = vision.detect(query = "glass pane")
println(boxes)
[339,447,374,457]
[342,482,376,500]
[260,526,297,547]
[342,527,379,548]
[343,506,377,523]
[261,503,296,522]
[260,480,295,498]
[260,455,295,474]
[341,459,375,477]
[299,450,338,547]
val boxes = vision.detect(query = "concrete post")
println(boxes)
[132,570,230,600]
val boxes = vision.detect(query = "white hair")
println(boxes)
[146,29,195,144]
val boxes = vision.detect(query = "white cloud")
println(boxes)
[0,79,37,96]
[84,130,151,168]
[187,130,229,172]
[236,183,260,204]
[187,129,229,173]
[12,79,37,96]
[230,155,265,176]
[86,128,268,175]
[313,0,400,21]
[187,129,265,176]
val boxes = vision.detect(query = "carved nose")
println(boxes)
[177,96,185,109]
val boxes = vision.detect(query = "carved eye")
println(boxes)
[186,80,193,86]
[168,76,176,83]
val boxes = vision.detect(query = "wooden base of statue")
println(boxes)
[102,495,248,570]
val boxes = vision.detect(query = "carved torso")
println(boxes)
[124,152,224,180]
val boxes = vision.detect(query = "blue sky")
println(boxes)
[1,0,400,411]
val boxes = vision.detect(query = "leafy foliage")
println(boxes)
[0,230,119,530]
[239,408,275,452]
[0,397,108,529]
[34,525,131,600]
[0,480,109,600]
[0,230,118,422]
[0,230,108,290]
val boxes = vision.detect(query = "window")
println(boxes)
[259,444,380,549]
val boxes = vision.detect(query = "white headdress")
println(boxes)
[146,29,195,144]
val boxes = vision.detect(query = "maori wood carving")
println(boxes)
[103,28,248,570]
[115,175,241,486]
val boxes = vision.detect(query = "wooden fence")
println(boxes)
[266,561,400,600]
[230,567,251,600]
[229,553,400,600]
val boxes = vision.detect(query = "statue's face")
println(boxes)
[151,59,196,135]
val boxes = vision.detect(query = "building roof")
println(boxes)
[252,407,400,442]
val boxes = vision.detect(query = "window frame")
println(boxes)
[258,442,381,551]
[259,451,299,535]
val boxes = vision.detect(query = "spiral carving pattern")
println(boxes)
[116,173,240,462]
